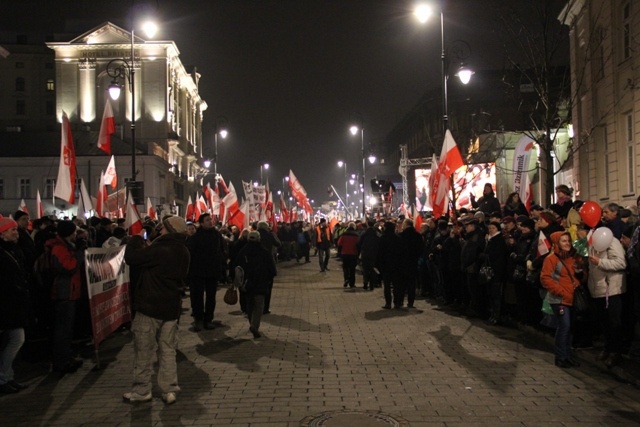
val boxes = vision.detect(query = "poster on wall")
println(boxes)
[415,163,496,212]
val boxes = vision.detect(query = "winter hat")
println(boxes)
[257,221,269,230]
[57,220,77,238]
[0,216,18,233]
[248,231,261,242]
[163,216,187,234]
[520,218,536,231]
[538,211,557,225]
[13,210,29,221]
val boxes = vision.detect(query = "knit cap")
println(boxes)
[0,216,18,233]
[163,216,187,234]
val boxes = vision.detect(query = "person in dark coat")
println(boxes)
[357,220,380,290]
[471,183,501,216]
[234,231,276,339]
[481,221,509,324]
[256,221,281,314]
[377,221,407,309]
[503,192,529,218]
[123,215,190,405]
[509,219,539,325]
[0,217,30,393]
[398,219,424,308]
[186,213,226,331]
[460,218,485,316]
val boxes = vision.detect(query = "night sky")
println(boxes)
[2,0,515,203]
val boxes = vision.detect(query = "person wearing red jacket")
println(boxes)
[540,231,587,368]
[337,223,359,288]
[47,220,85,376]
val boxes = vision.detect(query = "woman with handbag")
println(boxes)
[540,231,587,368]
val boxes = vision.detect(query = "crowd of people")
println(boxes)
[2,181,640,401]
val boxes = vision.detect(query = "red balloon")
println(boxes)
[579,201,601,228]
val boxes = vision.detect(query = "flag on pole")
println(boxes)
[146,197,156,220]
[279,194,289,223]
[413,205,423,230]
[537,231,551,257]
[103,155,117,189]
[185,195,195,221]
[95,171,107,217]
[223,183,244,229]
[512,135,535,212]
[98,99,115,155]
[18,199,29,213]
[53,111,77,203]
[431,130,464,219]
[36,190,44,219]
[125,191,144,235]
[77,178,93,218]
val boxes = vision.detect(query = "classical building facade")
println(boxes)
[565,0,639,206]
[0,22,207,217]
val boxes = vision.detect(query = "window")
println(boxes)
[15,77,25,91]
[623,2,631,60]
[626,113,635,192]
[16,100,25,115]
[19,178,31,199]
[45,178,56,199]
[47,79,55,91]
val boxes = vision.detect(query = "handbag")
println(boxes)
[223,286,238,305]
[557,258,589,315]
[478,258,494,284]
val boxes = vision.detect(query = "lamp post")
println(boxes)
[260,163,269,184]
[350,113,366,218]
[107,20,156,203]
[213,116,228,176]
[337,160,349,219]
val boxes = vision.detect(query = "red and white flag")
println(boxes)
[279,194,289,223]
[77,178,93,218]
[223,183,245,229]
[36,190,44,219]
[103,155,117,189]
[98,99,115,155]
[95,171,107,217]
[197,195,208,221]
[513,135,535,211]
[431,130,464,219]
[146,197,156,220]
[185,195,195,221]
[217,175,229,195]
[413,205,423,230]
[537,231,551,257]
[53,111,77,203]
[125,191,144,235]
[18,199,29,213]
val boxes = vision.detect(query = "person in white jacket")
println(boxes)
[588,235,627,367]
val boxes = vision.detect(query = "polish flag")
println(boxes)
[185,195,195,221]
[98,99,115,155]
[146,197,156,220]
[431,130,464,219]
[265,189,277,233]
[279,194,289,223]
[77,179,93,218]
[224,183,245,229]
[18,199,29,213]
[125,191,144,235]
[95,171,107,217]
[203,183,212,209]
[197,195,208,220]
[537,231,551,257]
[103,155,117,189]
[413,205,423,230]
[36,190,44,219]
[53,111,77,203]
[217,175,229,195]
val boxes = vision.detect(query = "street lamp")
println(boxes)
[213,116,228,176]
[107,20,156,203]
[260,163,269,184]
[349,113,366,218]
[337,160,349,219]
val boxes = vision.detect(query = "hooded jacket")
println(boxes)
[587,236,626,298]
[540,231,585,306]
[47,235,83,301]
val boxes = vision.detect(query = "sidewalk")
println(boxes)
[2,253,640,426]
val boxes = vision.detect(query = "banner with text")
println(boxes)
[84,246,132,349]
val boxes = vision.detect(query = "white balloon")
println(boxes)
[591,227,614,252]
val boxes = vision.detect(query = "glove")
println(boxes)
[526,260,534,271]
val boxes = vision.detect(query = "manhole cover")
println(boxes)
[300,410,409,427]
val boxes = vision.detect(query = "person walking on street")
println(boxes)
[316,218,331,272]
[377,221,406,309]
[399,218,424,308]
[186,214,226,331]
[123,215,190,405]
[337,222,360,288]
[358,220,380,290]
[234,231,276,338]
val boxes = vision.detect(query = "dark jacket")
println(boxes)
[125,233,190,321]
[47,236,84,301]
[461,228,485,273]
[399,226,424,278]
[186,226,225,280]
[0,239,30,329]
[473,192,501,216]
[481,232,509,281]
[377,228,406,281]
[234,241,277,295]
[358,227,380,260]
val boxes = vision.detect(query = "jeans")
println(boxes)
[318,246,330,271]
[361,257,378,288]
[342,255,357,287]
[247,294,266,331]
[189,277,218,322]
[0,328,25,384]
[53,300,76,370]
[551,304,572,361]
[131,312,180,395]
